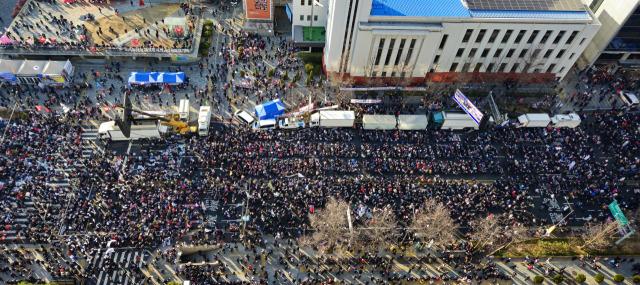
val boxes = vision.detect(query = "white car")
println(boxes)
[251,119,277,131]
[278,116,306,129]
[619,91,639,108]
[234,110,256,125]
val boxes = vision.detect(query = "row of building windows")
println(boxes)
[444,61,565,74]
[441,29,583,49]
[453,46,574,60]
[374,38,417,67]
[299,15,319,21]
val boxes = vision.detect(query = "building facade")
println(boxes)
[578,0,640,72]
[323,0,602,84]
[292,0,330,51]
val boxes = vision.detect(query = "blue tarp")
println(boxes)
[255,99,285,120]
[128,72,185,84]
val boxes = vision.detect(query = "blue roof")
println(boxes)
[470,10,591,19]
[370,0,471,18]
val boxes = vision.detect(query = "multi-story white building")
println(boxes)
[578,0,640,73]
[323,0,602,84]
[291,0,330,51]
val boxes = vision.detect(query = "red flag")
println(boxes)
[309,205,314,213]
[96,72,101,77]
[103,107,111,111]
[44,107,50,113]
[35,106,42,111]
[139,0,144,6]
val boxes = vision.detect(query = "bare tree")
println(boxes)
[512,46,545,92]
[327,56,356,104]
[449,58,474,95]
[469,214,532,254]
[307,197,357,261]
[580,220,619,250]
[358,207,400,253]
[409,198,457,250]
[363,52,385,89]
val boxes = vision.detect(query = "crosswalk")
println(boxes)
[87,249,148,285]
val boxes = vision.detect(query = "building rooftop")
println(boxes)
[465,0,585,11]
[370,0,590,19]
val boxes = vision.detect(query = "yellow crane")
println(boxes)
[114,104,195,134]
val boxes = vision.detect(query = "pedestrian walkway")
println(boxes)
[85,248,149,285]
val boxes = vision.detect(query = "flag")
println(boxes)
[44,107,50,113]
[97,72,101,77]
[131,39,139,46]
[139,0,144,6]
[35,106,42,111]
[103,107,111,111]
[309,205,314,213]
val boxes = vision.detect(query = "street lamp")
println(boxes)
[308,0,323,41]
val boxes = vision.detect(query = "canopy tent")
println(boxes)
[41,60,66,75]
[0,60,23,82]
[255,99,285,120]
[157,72,185,84]
[128,72,185,84]
[17,60,48,76]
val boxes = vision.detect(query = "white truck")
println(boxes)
[310,111,355,128]
[98,121,166,141]
[516,113,551,128]
[278,116,306,129]
[551,113,581,128]
[433,111,479,130]
[362,115,397,130]
[397,115,428,130]
[197,106,212,137]
[179,99,190,120]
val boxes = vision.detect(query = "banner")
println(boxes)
[340,87,396,91]
[351,99,382,104]
[246,0,271,20]
[453,89,484,124]
[609,200,630,228]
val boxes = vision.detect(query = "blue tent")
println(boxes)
[128,72,185,85]
[255,99,285,120]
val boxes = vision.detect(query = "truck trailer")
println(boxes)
[516,113,551,128]
[310,111,355,128]
[431,111,479,130]
[98,121,165,141]
[551,114,581,128]
[197,106,212,137]
[397,115,428,130]
[362,115,397,130]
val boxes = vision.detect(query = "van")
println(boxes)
[233,110,255,125]
[619,91,639,108]
[179,99,190,120]
[278,116,306,129]
[251,119,277,131]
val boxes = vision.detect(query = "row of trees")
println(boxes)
[303,198,621,263]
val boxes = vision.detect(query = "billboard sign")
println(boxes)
[453,89,484,124]
[246,0,271,20]
[609,200,630,228]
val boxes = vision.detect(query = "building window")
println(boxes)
[474,63,482,72]
[556,49,566,58]
[559,67,565,73]
[511,64,519,72]
[308,0,312,5]
[475,29,487,43]
[401,72,406,77]
[307,15,311,21]
[374,39,385,65]
[456,48,465,57]
[449,63,458,72]
[519,49,528,58]
[501,30,513,43]
[395,39,406,66]
[300,15,304,21]
[566,31,579,44]
[433,55,440,64]
[481,48,490,58]
[429,69,435,73]
[391,72,396,77]
[495,48,503,57]
[301,0,304,5]
[469,48,477,57]
[381,72,387,77]
[580,38,586,45]
[405,39,417,66]
[462,63,471,72]
[547,64,556,73]
[462,29,474,43]
[499,63,507,72]
[486,63,495,72]
[543,50,552,58]
[314,15,318,21]
[569,52,575,59]
[439,35,448,49]
[372,72,377,77]
[384,39,395,65]
[527,30,540,44]
[553,31,566,44]
[488,30,500,43]
[506,49,515,57]
[590,0,605,13]
[514,30,526,43]
[540,31,552,44]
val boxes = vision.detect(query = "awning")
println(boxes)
[255,99,285,120]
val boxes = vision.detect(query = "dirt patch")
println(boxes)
[83,3,188,48]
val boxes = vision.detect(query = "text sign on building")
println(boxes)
[609,200,630,227]
[453,89,484,124]
[246,0,271,20]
